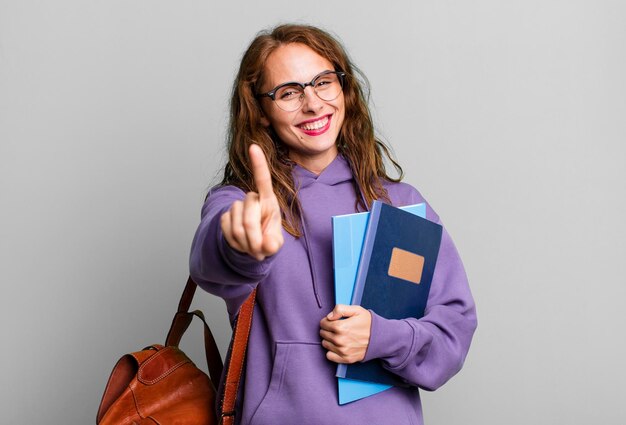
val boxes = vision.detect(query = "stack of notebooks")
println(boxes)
[332,200,443,404]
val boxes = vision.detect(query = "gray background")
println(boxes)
[1,0,625,423]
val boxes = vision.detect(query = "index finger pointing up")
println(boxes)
[249,144,274,199]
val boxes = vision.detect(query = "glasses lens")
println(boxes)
[272,72,344,112]
[313,73,342,101]
[275,84,304,112]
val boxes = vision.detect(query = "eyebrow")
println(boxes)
[271,69,335,88]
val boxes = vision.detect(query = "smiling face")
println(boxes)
[258,43,345,174]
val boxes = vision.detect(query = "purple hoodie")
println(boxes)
[189,154,477,425]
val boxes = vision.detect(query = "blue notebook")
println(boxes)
[336,200,442,387]
[332,203,426,404]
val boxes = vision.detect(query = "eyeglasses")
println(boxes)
[256,70,346,112]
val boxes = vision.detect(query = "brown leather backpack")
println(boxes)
[96,277,255,425]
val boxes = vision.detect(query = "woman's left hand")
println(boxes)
[319,305,372,364]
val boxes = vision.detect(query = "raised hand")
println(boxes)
[221,144,284,261]
[319,305,372,364]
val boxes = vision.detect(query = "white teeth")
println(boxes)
[300,116,329,131]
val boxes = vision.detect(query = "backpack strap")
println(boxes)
[165,277,257,424]
[220,288,257,425]
[165,277,225,388]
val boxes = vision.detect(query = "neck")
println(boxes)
[289,149,338,175]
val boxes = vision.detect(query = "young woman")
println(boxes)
[190,24,477,425]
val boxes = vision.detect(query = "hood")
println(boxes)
[292,154,355,190]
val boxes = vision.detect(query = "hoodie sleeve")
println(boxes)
[189,185,279,315]
[361,184,477,390]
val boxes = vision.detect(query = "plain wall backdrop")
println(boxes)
[1,0,625,423]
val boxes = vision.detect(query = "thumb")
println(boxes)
[326,304,359,321]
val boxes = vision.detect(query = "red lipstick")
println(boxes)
[297,114,332,136]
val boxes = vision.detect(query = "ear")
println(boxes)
[259,112,270,128]
[257,100,271,127]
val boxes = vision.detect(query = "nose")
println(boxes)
[300,86,323,112]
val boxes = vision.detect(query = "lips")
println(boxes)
[296,114,332,136]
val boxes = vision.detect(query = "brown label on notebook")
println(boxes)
[387,247,424,284]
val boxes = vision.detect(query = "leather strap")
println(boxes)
[165,278,224,388]
[220,288,257,425]
[166,277,256,424]
[166,308,224,387]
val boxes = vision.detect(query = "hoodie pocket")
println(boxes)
[248,341,421,425]
[248,341,334,425]
[248,342,292,425]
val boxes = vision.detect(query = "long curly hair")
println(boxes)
[221,24,403,237]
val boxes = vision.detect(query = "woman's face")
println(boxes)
[259,43,345,174]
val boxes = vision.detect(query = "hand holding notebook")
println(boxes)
[335,200,443,387]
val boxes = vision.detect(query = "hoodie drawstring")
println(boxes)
[299,216,323,309]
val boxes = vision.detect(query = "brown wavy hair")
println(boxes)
[221,24,403,237]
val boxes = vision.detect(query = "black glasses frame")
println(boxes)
[256,70,346,102]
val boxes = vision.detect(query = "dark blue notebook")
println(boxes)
[336,200,443,386]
